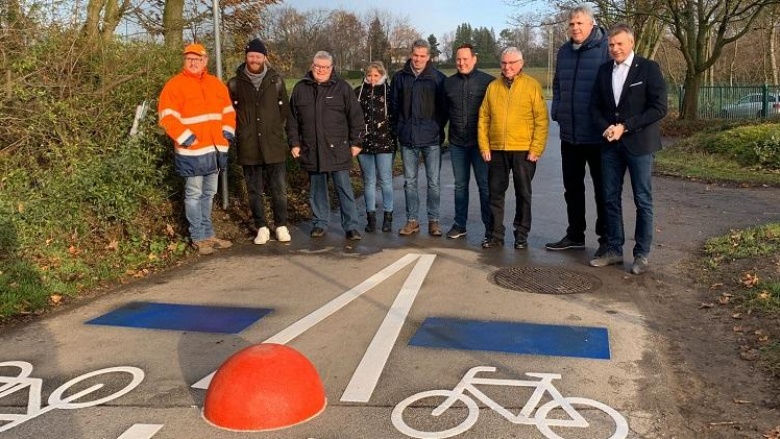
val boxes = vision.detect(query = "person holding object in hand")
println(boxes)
[588,24,667,274]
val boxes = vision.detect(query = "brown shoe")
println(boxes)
[208,237,232,249]
[192,240,215,255]
[428,221,442,237]
[398,220,420,235]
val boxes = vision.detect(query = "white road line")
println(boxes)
[340,254,436,403]
[117,424,163,439]
[192,253,423,390]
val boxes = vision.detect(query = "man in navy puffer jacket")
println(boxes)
[546,5,611,256]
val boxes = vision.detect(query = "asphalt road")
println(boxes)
[1,119,779,439]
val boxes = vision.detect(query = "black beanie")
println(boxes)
[245,38,268,56]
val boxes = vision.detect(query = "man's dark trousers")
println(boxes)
[561,141,606,243]
[487,150,536,243]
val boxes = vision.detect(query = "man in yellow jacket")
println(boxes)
[478,47,549,249]
[159,43,236,255]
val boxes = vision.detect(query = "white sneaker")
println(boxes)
[275,226,291,242]
[254,227,270,245]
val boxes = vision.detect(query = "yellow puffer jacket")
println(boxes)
[478,74,549,157]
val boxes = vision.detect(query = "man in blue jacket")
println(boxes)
[443,43,495,243]
[546,5,611,255]
[390,39,447,237]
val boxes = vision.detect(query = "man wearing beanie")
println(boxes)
[228,38,292,245]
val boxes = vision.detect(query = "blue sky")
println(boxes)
[276,0,520,40]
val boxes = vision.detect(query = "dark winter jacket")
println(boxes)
[287,71,365,172]
[552,26,611,145]
[355,76,396,154]
[389,60,447,147]
[444,68,495,147]
[228,63,290,165]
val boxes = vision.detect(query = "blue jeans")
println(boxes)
[358,153,394,213]
[401,144,441,222]
[449,144,491,232]
[184,173,218,242]
[309,170,360,232]
[601,143,654,258]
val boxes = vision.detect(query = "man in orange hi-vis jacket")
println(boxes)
[159,43,236,255]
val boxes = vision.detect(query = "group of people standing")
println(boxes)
[158,3,666,275]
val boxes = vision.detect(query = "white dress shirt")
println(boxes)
[612,52,635,105]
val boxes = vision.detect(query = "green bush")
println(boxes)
[675,122,780,169]
[0,28,190,319]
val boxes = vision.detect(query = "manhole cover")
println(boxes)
[489,266,602,294]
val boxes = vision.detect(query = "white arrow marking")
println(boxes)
[341,254,436,403]
[192,253,424,389]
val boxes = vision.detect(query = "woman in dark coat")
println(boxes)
[355,61,396,232]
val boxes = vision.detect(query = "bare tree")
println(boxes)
[325,10,366,71]
[84,0,133,42]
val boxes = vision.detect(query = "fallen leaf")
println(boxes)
[718,296,731,305]
[758,335,770,342]
[710,282,724,289]
[165,224,175,237]
[148,253,158,261]
[741,272,759,288]
[733,325,744,332]
[732,398,751,404]
[105,240,119,251]
[49,294,63,305]
[758,291,771,300]
[732,313,743,319]
[699,302,715,309]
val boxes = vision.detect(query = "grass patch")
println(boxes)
[657,118,780,186]
[700,223,780,378]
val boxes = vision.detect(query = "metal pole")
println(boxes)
[212,0,228,210]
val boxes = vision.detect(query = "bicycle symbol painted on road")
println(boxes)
[392,366,629,439]
[0,360,145,433]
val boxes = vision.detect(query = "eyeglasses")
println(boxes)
[500,59,522,66]
[185,57,204,63]
[312,64,333,71]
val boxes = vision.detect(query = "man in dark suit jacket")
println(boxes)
[588,24,667,275]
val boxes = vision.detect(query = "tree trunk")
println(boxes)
[680,72,702,120]
[770,15,778,84]
[99,0,124,42]
[163,0,184,49]
[83,0,106,42]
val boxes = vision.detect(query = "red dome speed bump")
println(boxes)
[202,343,327,431]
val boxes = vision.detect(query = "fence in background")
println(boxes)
[668,85,780,120]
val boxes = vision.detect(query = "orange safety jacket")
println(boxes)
[158,68,236,176]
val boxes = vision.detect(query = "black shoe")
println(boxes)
[346,229,362,241]
[381,211,393,233]
[446,225,467,239]
[482,238,503,248]
[514,240,528,249]
[310,227,326,238]
[365,212,377,233]
[545,236,585,251]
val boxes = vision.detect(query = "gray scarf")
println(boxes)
[244,64,268,90]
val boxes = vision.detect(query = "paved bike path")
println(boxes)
[2,118,779,438]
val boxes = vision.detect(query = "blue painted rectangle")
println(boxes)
[86,302,272,334]
[409,317,610,360]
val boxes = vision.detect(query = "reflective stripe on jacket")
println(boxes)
[158,69,236,176]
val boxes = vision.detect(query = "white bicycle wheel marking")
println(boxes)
[0,361,144,433]
[392,366,628,439]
